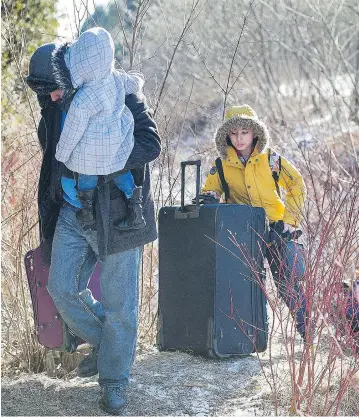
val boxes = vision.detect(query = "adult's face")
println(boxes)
[50,89,64,102]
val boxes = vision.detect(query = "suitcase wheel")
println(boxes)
[207,348,216,359]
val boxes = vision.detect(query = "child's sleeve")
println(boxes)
[123,71,145,96]
[202,164,224,200]
[278,156,307,227]
[55,97,90,164]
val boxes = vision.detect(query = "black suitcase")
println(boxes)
[157,160,268,358]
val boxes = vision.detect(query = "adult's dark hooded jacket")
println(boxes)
[27,43,161,264]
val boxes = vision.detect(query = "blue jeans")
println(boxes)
[47,204,142,387]
[78,170,135,199]
[266,240,307,338]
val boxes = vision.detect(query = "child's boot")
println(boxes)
[77,189,96,230]
[116,186,146,230]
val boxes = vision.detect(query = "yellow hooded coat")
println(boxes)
[202,105,306,226]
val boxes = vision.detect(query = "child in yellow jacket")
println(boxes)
[202,105,309,341]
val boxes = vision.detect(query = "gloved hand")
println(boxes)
[269,220,284,244]
[269,221,302,244]
[192,191,220,205]
[283,223,294,234]
[282,223,303,241]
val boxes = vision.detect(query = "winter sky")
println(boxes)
[56,0,109,40]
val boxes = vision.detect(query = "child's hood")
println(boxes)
[215,105,270,159]
[64,27,115,88]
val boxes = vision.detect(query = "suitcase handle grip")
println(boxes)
[176,160,201,219]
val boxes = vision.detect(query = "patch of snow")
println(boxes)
[188,387,211,415]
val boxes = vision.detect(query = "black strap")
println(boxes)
[73,171,104,190]
[73,171,79,190]
[268,150,281,197]
[215,152,282,203]
[215,157,229,203]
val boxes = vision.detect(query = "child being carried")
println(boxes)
[55,27,145,231]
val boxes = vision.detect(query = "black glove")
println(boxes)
[282,229,303,241]
[192,193,220,205]
[269,221,303,244]
[269,221,284,244]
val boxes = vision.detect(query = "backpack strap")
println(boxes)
[268,149,281,197]
[215,157,229,203]
[215,151,281,203]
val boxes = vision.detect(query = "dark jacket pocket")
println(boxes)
[109,186,128,225]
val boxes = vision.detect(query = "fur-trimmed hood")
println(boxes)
[25,41,75,110]
[26,42,62,109]
[214,105,270,159]
[51,42,76,110]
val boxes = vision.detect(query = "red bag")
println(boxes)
[24,247,101,351]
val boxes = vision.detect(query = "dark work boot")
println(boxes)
[77,346,98,378]
[99,386,127,415]
[116,186,146,230]
[77,189,96,231]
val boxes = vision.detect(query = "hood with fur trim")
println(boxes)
[214,109,270,159]
[26,43,58,97]
[51,42,73,96]
[51,42,76,111]
[25,41,75,110]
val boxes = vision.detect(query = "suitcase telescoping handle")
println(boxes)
[175,160,201,219]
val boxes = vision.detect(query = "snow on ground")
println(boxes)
[2,348,274,416]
